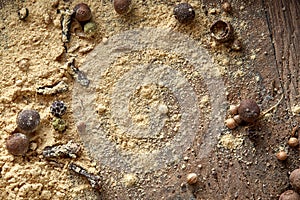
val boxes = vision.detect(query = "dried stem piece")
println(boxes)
[43,141,81,158]
[69,163,101,190]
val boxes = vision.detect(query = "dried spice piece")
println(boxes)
[69,163,101,190]
[43,141,80,158]
[52,117,68,132]
[17,109,40,133]
[84,22,97,35]
[224,118,237,129]
[186,173,198,184]
[61,9,74,43]
[174,3,195,24]
[238,99,260,123]
[50,101,67,117]
[66,59,90,87]
[36,81,68,95]
[276,151,288,161]
[290,169,300,192]
[210,20,234,42]
[6,133,29,156]
[279,190,300,200]
[18,8,29,20]
[73,3,92,22]
[114,0,131,15]
[288,137,299,147]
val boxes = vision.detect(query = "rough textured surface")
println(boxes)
[0,0,299,199]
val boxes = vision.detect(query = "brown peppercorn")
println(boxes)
[114,0,131,15]
[225,118,238,129]
[17,109,40,133]
[290,168,300,192]
[174,3,195,24]
[237,99,260,123]
[74,3,92,22]
[229,105,238,115]
[6,133,29,156]
[279,190,300,200]
[186,173,198,184]
[222,2,232,13]
[290,169,300,192]
[288,137,299,147]
[233,115,242,125]
[276,151,288,161]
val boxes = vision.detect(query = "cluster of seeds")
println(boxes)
[279,169,300,199]
[225,99,260,129]
[6,109,41,156]
[50,101,68,132]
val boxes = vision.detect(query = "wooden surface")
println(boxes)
[0,0,299,199]
[264,0,300,117]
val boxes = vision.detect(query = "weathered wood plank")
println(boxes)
[264,0,300,116]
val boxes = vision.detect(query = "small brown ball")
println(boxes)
[225,118,237,129]
[17,109,40,133]
[237,99,260,123]
[114,0,131,15]
[233,115,242,125]
[187,173,198,184]
[290,169,300,192]
[6,133,29,156]
[279,190,300,200]
[74,3,92,22]
[276,151,288,161]
[288,137,299,147]
[174,3,195,24]
[229,105,239,115]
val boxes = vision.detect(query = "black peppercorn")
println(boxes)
[237,99,260,123]
[174,3,195,24]
[73,3,92,22]
[6,133,29,156]
[17,109,40,133]
[50,101,67,117]
[114,0,131,15]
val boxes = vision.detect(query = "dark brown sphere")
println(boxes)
[279,190,300,200]
[6,133,29,156]
[114,0,131,15]
[173,3,195,24]
[290,169,300,192]
[237,99,260,123]
[74,3,92,22]
[17,109,40,133]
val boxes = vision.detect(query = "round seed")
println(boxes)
[174,3,195,24]
[276,151,288,161]
[288,137,299,147]
[17,109,40,133]
[186,173,198,184]
[74,3,92,22]
[6,133,29,156]
[114,0,131,15]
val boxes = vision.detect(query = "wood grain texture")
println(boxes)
[264,0,300,116]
